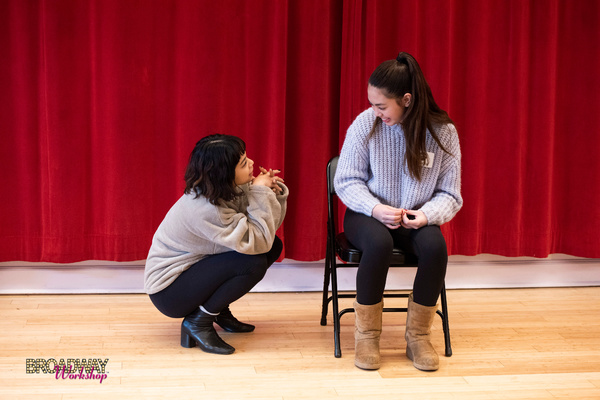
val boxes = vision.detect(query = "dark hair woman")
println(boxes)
[334,52,462,371]
[145,134,288,355]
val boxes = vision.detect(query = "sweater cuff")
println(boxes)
[420,204,440,226]
[365,199,381,217]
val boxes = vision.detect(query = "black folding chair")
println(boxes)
[320,156,452,358]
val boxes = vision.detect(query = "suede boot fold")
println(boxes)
[215,306,255,333]
[405,293,439,371]
[353,300,383,370]
[181,308,235,354]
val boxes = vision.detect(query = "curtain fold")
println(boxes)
[1,0,598,262]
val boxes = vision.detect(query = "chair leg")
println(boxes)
[330,256,342,358]
[439,284,452,357]
[320,241,332,326]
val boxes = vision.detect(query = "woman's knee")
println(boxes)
[348,226,394,268]
[267,236,283,263]
[344,210,394,254]
[413,226,448,261]
[242,254,271,279]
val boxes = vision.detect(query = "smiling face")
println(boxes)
[367,84,410,126]
[234,152,254,186]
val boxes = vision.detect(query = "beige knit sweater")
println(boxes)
[144,182,288,294]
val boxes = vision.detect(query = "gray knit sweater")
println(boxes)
[144,182,288,294]
[334,108,462,226]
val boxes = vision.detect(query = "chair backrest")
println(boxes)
[326,156,340,239]
[327,156,339,195]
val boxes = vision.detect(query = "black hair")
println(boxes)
[184,134,246,204]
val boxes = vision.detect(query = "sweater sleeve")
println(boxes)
[419,124,463,225]
[208,183,289,255]
[334,111,382,216]
[275,182,289,228]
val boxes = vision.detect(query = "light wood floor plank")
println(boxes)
[1,288,600,399]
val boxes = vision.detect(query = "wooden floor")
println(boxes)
[1,287,600,399]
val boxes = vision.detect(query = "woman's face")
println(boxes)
[367,84,409,126]
[234,152,254,186]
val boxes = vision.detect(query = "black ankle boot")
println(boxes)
[181,309,235,354]
[215,306,255,333]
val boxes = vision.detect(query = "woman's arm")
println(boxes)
[208,184,288,255]
[419,124,463,226]
[334,111,383,216]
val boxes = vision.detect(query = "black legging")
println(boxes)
[343,209,447,307]
[149,236,283,318]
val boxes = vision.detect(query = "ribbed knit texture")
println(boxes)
[334,108,462,226]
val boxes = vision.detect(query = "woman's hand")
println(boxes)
[253,166,284,194]
[401,210,428,229]
[372,204,406,229]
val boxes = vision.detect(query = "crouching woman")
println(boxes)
[144,134,288,354]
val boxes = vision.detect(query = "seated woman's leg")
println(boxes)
[403,225,447,371]
[343,209,393,370]
[409,226,447,307]
[343,209,394,305]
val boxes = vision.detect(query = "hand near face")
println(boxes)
[253,166,284,194]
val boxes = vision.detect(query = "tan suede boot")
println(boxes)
[353,300,383,370]
[405,293,439,371]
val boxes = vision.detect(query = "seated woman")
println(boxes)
[335,52,462,371]
[144,134,288,355]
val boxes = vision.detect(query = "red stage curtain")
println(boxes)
[1,0,599,262]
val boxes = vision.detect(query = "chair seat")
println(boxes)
[335,233,418,265]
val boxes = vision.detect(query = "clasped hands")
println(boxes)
[252,166,284,194]
[372,204,427,230]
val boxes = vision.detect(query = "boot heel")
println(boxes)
[181,330,196,348]
[181,309,235,354]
